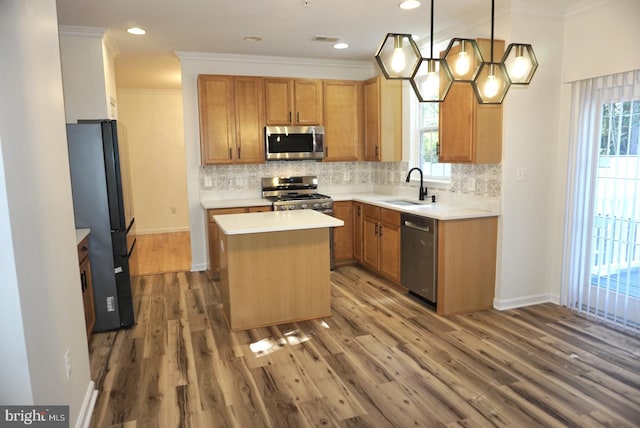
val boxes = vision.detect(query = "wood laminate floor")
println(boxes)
[88,266,640,427]
[136,232,191,275]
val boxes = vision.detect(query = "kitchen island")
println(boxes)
[214,210,343,331]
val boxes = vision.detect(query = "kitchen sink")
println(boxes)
[382,199,424,206]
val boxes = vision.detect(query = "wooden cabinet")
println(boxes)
[363,75,402,162]
[323,80,362,161]
[352,202,363,263]
[439,39,504,164]
[207,207,268,276]
[265,78,323,126]
[198,75,265,165]
[332,201,354,263]
[361,204,401,283]
[77,235,95,339]
[437,217,498,316]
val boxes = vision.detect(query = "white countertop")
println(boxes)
[202,192,500,221]
[75,228,90,245]
[214,210,344,235]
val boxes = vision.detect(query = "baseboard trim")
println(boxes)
[493,293,554,311]
[191,262,208,272]
[136,226,190,235]
[75,381,98,428]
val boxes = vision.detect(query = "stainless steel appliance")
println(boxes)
[67,119,137,331]
[401,213,437,304]
[261,175,335,266]
[265,126,325,161]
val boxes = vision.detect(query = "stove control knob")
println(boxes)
[288,205,295,210]
[313,203,320,209]
[322,202,329,208]
[301,203,308,209]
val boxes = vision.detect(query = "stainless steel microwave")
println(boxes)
[265,126,324,161]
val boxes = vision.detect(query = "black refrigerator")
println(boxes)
[67,119,137,332]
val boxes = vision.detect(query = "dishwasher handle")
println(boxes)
[403,220,432,233]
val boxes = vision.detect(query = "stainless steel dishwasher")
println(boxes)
[401,213,437,304]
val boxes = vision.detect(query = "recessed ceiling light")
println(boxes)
[399,0,421,10]
[243,36,262,42]
[127,27,146,35]
[334,42,349,50]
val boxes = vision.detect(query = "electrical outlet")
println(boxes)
[64,350,72,379]
[468,178,476,191]
[516,167,528,181]
[204,176,213,187]
[106,296,115,312]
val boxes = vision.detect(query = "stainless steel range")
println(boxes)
[262,176,333,214]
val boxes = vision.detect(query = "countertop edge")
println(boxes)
[201,193,501,221]
[76,228,90,245]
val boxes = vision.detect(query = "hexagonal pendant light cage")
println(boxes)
[472,62,511,104]
[502,43,538,85]
[411,58,453,102]
[375,33,421,80]
[443,38,483,82]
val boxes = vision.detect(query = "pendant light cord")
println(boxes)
[490,0,494,62]
[429,0,434,58]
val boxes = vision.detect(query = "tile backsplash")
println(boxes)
[200,161,501,201]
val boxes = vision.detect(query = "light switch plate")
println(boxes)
[516,167,528,181]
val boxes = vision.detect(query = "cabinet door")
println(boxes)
[363,77,380,161]
[207,208,247,276]
[439,82,476,163]
[333,201,353,262]
[234,77,265,163]
[198,75,236,164]
[80,257,95,338]
[362,204,381,271]
[264,78,293,125]
[438,38,503,164]
[294,79,323,125]
[352,202,363,262]
[324,80,361,161]
[379,209,401,283]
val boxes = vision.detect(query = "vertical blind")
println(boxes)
[562,69,640,333]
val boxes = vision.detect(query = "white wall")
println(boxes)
[177,53,375,270]
[59,26,111,122]
[117,89,190,234]
[0,1,93,426]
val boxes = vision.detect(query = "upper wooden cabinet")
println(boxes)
[363,75,402,162]
[264,78,323,126]
[323,80,362,161]
[439,39,504,164]
[198,75,265,165]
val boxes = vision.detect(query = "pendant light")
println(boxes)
[409,0,453,102]
[443,38,483,82]
[472,0,511,104]
[375,33,421,80]
[502,43,538,84]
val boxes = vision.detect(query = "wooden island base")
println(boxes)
[219,228,331,331]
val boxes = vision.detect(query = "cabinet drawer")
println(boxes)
[208,207,247,223]
[381,208,400,224]
[77,236,90,264]
[362,204,380,219]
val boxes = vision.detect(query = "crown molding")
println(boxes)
[174,51,373,71]
[58,25,107,38]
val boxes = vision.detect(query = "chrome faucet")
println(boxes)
[405,167,426,201]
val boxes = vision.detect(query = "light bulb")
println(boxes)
[391,47,406,73]
[510,55,530,80]
[422,72,440,100]
[483,74,499,98]
[455,51,470,76]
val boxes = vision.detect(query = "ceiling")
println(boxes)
[55,0,581,89]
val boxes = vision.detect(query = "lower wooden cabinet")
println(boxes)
[77,235,95,339]
[332,201,353,263]
[207,206,272,276]
[352,202,363,263]
[361,204,401,283]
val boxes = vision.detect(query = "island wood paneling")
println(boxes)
[88,266,640,427]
